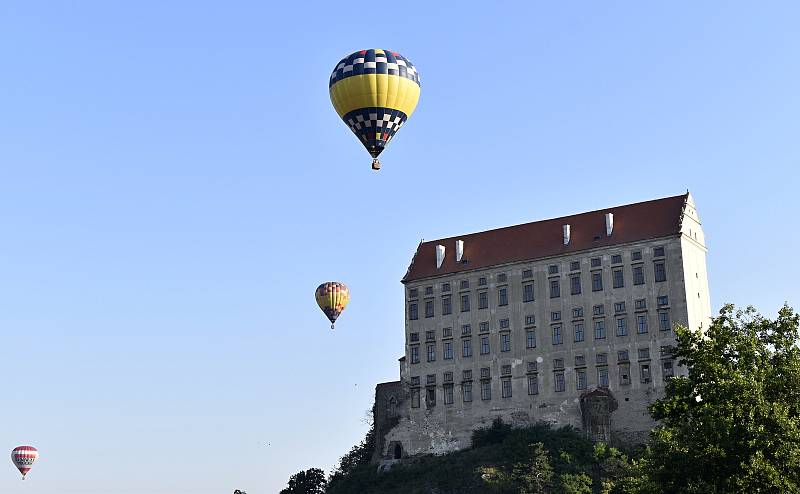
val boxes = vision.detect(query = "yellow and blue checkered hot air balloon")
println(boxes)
[329,49,421,171]
[315,281,350,330]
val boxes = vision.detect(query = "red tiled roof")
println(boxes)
[402,194,688,283]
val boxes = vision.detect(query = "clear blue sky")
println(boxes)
[1,1,798,492]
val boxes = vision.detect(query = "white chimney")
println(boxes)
[436,244,446,268]
[563,224,571,245]
[605,213,614,236]
[455,240,464,262]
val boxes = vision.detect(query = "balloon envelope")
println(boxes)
[11,446,38,479]
[315,282,350,329]
[329,49,421,168]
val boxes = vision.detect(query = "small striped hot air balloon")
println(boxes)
[11,446,38,480]
[329,49,421,171]
[315,282,350,330]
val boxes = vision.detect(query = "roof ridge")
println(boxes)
[418,193,689,246]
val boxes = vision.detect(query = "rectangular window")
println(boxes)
[591,257,601,267]
[571,275,581,295]
[478,291,488,309]
[410,332,419,342]
[596,353,608,364]
[572,307,584,318]
[480,367,491,379]
[426,330,435,341]
[611,254,622,264]
[640,364,651,383]
[442,296,452,315]
[461,324,472,335]
[550,279,560,298]
[463,370,472,380]
[526,330,537,348]
[554,372,565,392]
[659,312,671,331]
[598,367,609,387]
[592,271,603,292]
[522,269,533,279]
[635,298,647,310]
[426,374,436,385]
[499,318,510,329]
[619,364,631,385]
[613,269,624,289]
[473,322,485,334]
[462,382,473,402]
[411,376,420,386]
[411,388,420,408]
[658,296,669,306]
[553,358,564,369]
[410,346,419,364]
[442,283,451,292]
[654,262,667,282]
[528,375,539,395]
[575,355,586,367]
[481,381,492,400]
[480,336,490,355]
[570,261,580,271]
[497,273,507,283]
[501,364,512,375]
[548,264,559,275]
[618,350,629,362]
[525,314,535,325]
[443,341,453,360]
[500,333,511,352]
[593,304,605,316]
[427,344,436,362]
[460,280,470,289]
[637,315,648,334]
[461,294,471,312]
[653,247,665,257]
[632,251,642,261]
[594,320,606,339]
[614,302,626,313]
[663,360,675,378]
[498,287,508,306]
[409,303,418,320]
[616,318,627,337]
[462,339,472,357]
[551,311,561,321]
[576,369,587,390]
[444,384,454,404]
[409,288,418,298]
[501,377,512,398]
[478,277,487,286]
[443,327,452,338]
[425,286,433,296]
[638,348,651,360]
[523,283,534,302]
[527,361,538,373]
[660,345,674,358]
[574,323,585,342]
[426,388,436,407]
[633,265,645,285]
[552,325,563,345]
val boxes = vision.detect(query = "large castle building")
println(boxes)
[374,193,711,461]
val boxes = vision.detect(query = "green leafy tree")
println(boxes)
[638,304,800,493]
[556,472,592,494]
[279,467,327,494]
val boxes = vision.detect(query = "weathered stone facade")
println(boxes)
[374,194,711,458]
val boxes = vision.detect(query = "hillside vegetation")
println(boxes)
[325,419,638,494]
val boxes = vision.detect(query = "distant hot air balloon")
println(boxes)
[315,282,350,329]
[329,49,421,171]
[11,446,38,480]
